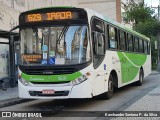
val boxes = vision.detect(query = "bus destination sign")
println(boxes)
[25,11,79,22]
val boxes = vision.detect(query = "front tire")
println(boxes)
[100,74,114,99]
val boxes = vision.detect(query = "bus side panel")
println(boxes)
[104,51,122,90]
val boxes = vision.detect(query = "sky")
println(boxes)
[145,0,159,7]
[144,0,159,14]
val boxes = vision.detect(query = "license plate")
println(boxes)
[42,90,55,94]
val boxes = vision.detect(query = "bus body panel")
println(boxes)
[19,64,94,99]
[18,7,151,99]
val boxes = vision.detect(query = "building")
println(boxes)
[78,0,122,23]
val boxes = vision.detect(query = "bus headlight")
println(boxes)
[19,76,29,86]
[72,75,88,86]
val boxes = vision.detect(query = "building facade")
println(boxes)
[78,0,121,22]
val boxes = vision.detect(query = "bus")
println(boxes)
[17,7,151,99]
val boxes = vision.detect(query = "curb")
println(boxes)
[0,97,35,108]
[150,73,160,75]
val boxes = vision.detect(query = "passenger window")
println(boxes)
[134,37,139,52]
[128,34,133,52]
[144,40,148,54]
[96,33,105,54]
[139,39,144,53]
[108,26,117,49]
[119,30,126,51]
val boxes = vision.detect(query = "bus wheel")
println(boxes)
[136,69,144,86]
[101,74,114,99]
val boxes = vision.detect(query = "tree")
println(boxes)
[123,1,155,26]
[133,21,160,37]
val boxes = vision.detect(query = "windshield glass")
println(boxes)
[20,25,91,66]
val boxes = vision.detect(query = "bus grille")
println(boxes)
[22,68,76,75]
[29,91,69,97]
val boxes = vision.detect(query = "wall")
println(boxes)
[0,0,78,31]
[78,0,121,22]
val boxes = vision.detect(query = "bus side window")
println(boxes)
[147,42,150,55]
[108,25,117,49]
[119,30,126,51]
[144,40,148,54]
[128,34,133,52]
[134,36,139,53]
[139,38,144,53]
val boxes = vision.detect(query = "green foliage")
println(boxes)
[124,2,155,25]
[133,21,160,37]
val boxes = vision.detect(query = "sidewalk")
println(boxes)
[0,87,33,108]
[0,87,18,101]
[151,70,160,75]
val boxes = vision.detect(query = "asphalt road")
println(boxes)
[0,73,160,120]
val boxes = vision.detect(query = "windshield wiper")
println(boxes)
[56,25,69,44]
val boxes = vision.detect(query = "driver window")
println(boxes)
[92,18,105,68]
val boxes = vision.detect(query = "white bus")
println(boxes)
[17,7,151,99]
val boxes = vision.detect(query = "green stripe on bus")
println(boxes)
[21,72,82,82]
[117,52,147,83]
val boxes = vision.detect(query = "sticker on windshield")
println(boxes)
[41,60,47,65]
[50,51,55,57]
[48,57,55,65]
[55,58,65,65]
[42,45,48,52]
[43,53,47,59]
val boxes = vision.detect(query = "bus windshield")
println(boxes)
[20,25,91,66]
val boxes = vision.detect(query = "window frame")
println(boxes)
[91,17,106,69]
[108,25,117,50]
[119,30,126,51]
[134,36,139,53]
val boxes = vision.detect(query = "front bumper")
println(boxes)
[18,79,92,99]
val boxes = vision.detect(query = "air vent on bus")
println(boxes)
[23,68,76,75]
